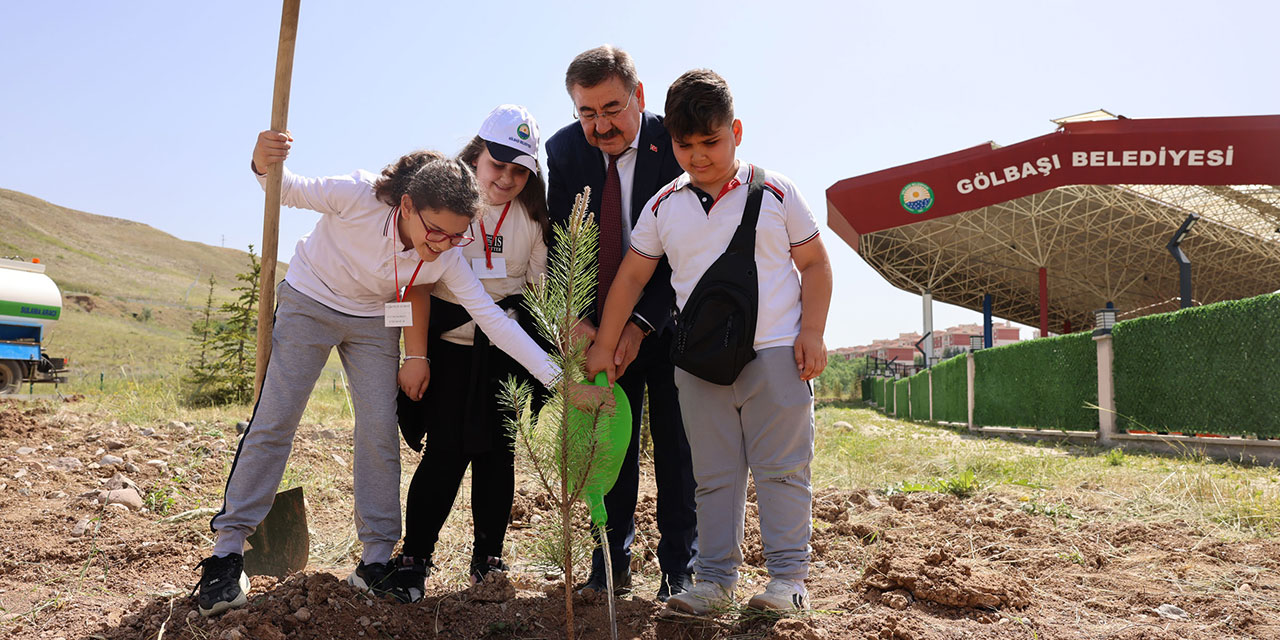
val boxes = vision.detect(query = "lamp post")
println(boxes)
[1092,306,1119,445]
[969,335,984,351]
[1093,307,1117,337]
[1167,213,1200,309]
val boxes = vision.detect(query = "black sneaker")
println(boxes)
[468,555,509,586]
[194,553,249,617]
[347,560,412,603]
[389,554,431,603]
[657,571,693,603]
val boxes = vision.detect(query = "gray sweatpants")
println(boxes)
[211,282,402,565]
[673,346,814,588]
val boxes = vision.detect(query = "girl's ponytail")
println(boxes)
[374,150,482,220]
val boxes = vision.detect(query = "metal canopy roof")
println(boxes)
[826,115,1280,331]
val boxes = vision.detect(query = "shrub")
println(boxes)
[1113,293,1280,437]
[973,332,1097,430]
[931,355,967,423]
[894,378,909,417]
[909,372,930,420]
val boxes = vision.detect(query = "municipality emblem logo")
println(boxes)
[900,182,933,214]
[516,123,531,140]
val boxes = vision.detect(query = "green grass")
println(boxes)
[813,405,1280,535]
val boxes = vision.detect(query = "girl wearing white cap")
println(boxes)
[391,105,550,598]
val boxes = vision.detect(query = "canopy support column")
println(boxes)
[982,294,993,348]
[922,290,934,368]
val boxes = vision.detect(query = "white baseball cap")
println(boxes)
[477,104,540,174]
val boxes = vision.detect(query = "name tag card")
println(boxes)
[472,257,507,279]
[384,301,413,327]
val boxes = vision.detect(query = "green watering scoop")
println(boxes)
[572,372,632,527]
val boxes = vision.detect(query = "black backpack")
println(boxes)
[669,166,763,385]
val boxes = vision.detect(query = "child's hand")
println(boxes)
[794,329,827,381]
[398,358,430,401]
[585,344,616,384]
[612,322,645,379]
[568,383,616,414]
[252,129,292,175]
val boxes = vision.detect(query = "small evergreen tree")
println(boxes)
[213,245,260,404]
[501,188,623,640]
[181,246,260,406]
[183,275,222,404]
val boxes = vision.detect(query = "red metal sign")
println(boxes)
[827,115,1280,236]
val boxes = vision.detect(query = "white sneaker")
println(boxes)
[746,578,810,611]
[666,580,734,615]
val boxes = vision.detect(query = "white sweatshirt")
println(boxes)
[434,199,547,346]
[257,167,559,386]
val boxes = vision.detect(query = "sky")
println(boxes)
[3,1,1277,349]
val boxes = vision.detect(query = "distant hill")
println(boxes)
[0,188,286,382]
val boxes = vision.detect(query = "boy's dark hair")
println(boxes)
[564,45,639,94]
[458,136,551,244]
[373,150,483,219]
[664,69,734,141]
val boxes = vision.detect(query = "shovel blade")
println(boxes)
[244,486,309,578]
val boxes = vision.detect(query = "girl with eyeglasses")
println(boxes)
[392,105,552,599]
[195,128,564,615]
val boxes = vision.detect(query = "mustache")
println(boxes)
[593,128,623,141]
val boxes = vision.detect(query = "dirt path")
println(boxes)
[0,400,1276,639]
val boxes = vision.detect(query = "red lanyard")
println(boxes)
[478,202,511,270]
[391,205,425,302]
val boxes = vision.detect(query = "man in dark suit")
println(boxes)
[545,45,697,602]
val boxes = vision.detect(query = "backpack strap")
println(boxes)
[726,165,765,256]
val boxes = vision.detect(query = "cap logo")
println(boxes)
[516,123,531,140]
[900,182,933,214]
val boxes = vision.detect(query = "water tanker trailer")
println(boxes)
[0,257,69,394]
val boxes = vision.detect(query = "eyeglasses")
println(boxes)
[424,228,474,247]
[573,89,636,123]
[413,207,474,247]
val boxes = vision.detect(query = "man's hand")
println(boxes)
[564,317,598,352]
[793,329,827,381]
[252,130,292,175]
[612,321,645,379]
[567,382,616,414]
[397,358,430,400]
[585,343,617,384]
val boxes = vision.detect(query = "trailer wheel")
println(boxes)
[0,360,22,395]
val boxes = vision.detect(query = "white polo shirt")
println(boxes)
[629,163,820,351]
[258,167,558,386]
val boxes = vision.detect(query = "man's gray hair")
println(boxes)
[565,45,639,95]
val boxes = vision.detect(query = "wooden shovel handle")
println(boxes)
[254,0,301,404]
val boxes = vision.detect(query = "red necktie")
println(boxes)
[597,152,624,312]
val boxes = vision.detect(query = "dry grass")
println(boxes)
[814,404,1280,536]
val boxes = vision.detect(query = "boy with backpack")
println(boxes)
[586,68,833,613]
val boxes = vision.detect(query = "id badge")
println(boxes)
[384,301,413,327]
[472,257,506,279]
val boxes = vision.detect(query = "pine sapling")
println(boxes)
[502,187,627,640]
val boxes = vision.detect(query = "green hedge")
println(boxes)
[894,379,909,416]
[973,332,1097,430]
[1113,293,1280,437]
[860,377,873,403]
[931,355,968,423]
[909,372,930,420]
[883,378,894,414]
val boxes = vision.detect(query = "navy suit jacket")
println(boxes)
[545,110,684,334]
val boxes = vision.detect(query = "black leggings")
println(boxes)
[401,337,528,562]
